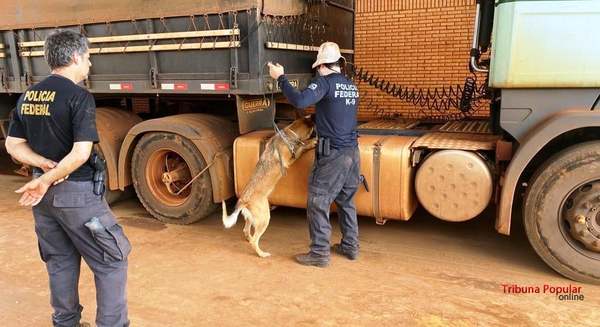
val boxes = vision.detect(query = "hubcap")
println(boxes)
[146,149,192,206]
[562,182,600,253]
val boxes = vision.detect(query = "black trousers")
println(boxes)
[306,146,360,256]
[33,180,130,327]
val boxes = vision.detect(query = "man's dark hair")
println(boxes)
[44,30,89,70]
[324,58,346,75]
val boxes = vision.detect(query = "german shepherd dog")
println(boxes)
[222,116,316,257]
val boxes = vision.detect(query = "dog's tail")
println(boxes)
[222,201,243,228]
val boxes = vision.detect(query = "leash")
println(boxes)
[261,61,311,176]
[274,144,286,177]
[261,61,295,175]
[272,120,296,156]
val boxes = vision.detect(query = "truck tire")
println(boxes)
[104,185,134,205]
[524,141,600,284]
[104,187,122,205]
[131,132,217,224]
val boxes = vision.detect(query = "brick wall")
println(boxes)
[354,0,484,120]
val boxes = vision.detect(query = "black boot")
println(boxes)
[332,243,358,260]
[295,252,329,267]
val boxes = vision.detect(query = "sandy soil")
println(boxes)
[0,153,598,326]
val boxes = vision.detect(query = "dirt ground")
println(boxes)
[1,151,599,327]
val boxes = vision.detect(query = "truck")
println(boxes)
[1,0,599,284]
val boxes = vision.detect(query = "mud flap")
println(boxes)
[236,95,275,134]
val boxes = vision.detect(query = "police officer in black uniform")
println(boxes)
[268,42,360,267]
[5,30,130,327]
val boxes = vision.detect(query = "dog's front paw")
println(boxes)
[306,137,317,149]
[258,252,271,258]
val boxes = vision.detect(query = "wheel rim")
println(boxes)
[145,148,193,207]
[560,179,600,260]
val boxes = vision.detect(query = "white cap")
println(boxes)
[312,42,345,69]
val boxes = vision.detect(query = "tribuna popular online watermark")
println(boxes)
[502,284,584,301]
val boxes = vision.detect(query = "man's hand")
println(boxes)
[34,141,92,189]
[15,178,51,206]
[39,158,68,185]
[39,158,57,172]
[268,62,285,80]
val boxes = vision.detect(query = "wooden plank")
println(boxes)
[20,41,241,57]
[265,42,354,54]
[18,29,240,47]
[0,0,273,30]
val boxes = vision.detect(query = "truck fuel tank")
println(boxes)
[233,131,418,222]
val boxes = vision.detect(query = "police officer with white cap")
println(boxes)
[268,41,360,267]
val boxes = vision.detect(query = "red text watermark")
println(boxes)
[501,284,585,301]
